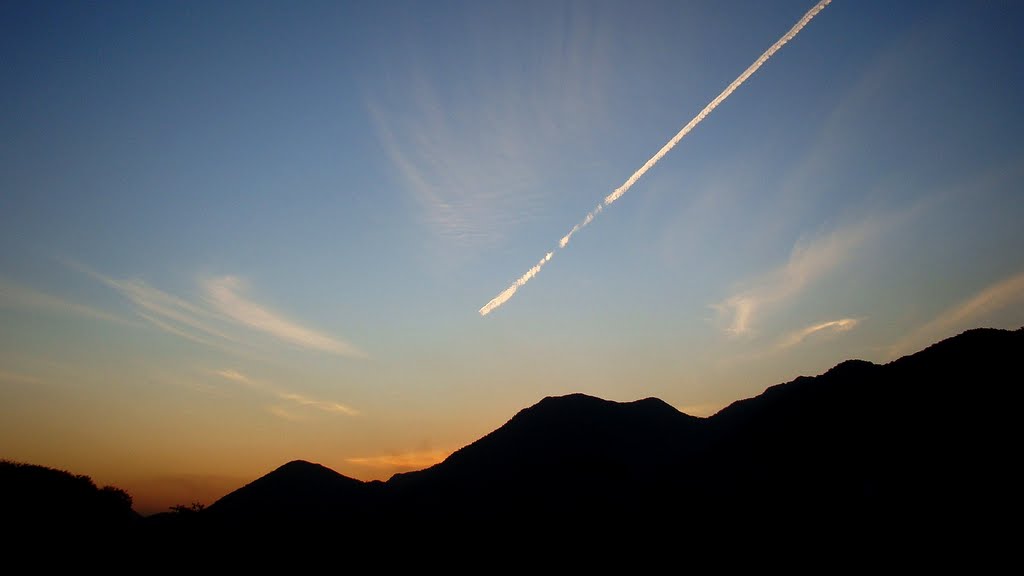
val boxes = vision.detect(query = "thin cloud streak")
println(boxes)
[481,0,832,316]
[889,272,1024,358]
[277,392,359,416]
[78,266,238,345]
[214,369,359,418]
[137,313,219,347]
[74,262,364,359]
[214,369,255,386]
[266,405,305,421]
[778,318,860,349]
[0,279,136,328]
[205,276,365,358]
[714,218,876,336]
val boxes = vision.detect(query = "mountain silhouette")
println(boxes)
[197,327,1021,544]
[384,394,705,530]
[8,327,1019,550]
[206,459,377,522]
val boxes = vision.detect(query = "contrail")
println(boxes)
[480,0,832,316]
[479,252,553,316]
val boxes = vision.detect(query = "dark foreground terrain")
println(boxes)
[4,327,1019,552]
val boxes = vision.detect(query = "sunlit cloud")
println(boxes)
[714,218,877,336]
[204,276,364,358]
[480,0,833,316]
[888,272,1024,358]
[778,318,860,350]
[346,449,449,471]
[0,279,136,327]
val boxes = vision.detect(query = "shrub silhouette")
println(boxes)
[169,501,205,514]
[0,459,137,536]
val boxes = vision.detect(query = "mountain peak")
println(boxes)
[535,392,607,406]
[206,459,366,522]
[530,393,683,417]
[273,459,332,475]
[823,358,876,377]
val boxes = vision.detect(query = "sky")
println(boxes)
[2,0,1023,514]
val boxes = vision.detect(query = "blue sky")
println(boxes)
[2,0,1023,513]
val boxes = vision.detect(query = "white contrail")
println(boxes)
[478,252,554,316]
[480,0,832,316]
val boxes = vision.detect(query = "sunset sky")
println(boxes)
[2,0,1023,514]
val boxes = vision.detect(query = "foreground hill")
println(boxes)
[0,460,138,538]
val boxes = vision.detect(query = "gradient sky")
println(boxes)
[2,0,1023,514]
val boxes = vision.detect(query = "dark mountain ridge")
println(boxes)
[8,327,1019,548]
[201,327,1021,541]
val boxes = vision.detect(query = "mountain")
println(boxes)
[10,327,1018,554]
[169,328,1024,542]
[385,394,706,526]
[206,459,377,522]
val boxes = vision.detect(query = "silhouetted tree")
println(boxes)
[169,501,206,514]
[99,485,133,510]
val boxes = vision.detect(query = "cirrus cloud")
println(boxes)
[214,368,359,418]
[713,217,878,336]
[204,276,364,358]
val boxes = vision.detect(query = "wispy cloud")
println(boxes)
[714,217,877,336]
[213,368,359,418]
[479,0,833,315]
[345,449,449,471]
[73,265,237,345]
[137,312,219,347]
[372,99,543,249]
[888,272,1024,358]
[72,263,364,359]
[204,276,364,358]
[370,5,615,250]
[266,405,305,421]
[214,369,255,386]
[777,317,860,350]
[277,392,359,416]
[0,279,135,327]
